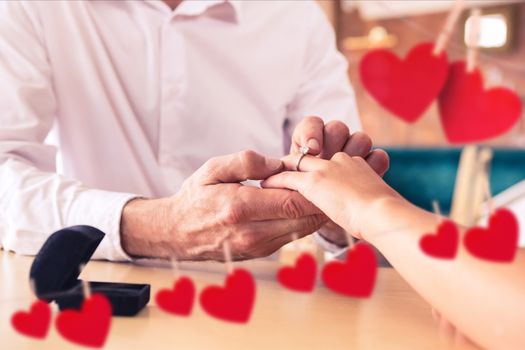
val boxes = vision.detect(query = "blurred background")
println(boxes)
[316,0,525,147]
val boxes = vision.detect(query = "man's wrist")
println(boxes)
[120,197,174,259]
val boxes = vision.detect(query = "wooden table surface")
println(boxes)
[0,251,476,350]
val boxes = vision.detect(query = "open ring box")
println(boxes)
[29,225,150,316]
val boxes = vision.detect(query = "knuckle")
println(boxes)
[351,155,368,165]
[352,132,373,152]
[282,193,304,219]
[304,115,324,125]
[242,232,258,250]
[201,156,221,175]
[326,120,350,135]
[239,149,258,161]
[222,201,244,225]
[331,151,350,162]
[308,171,323,184]
[234,230,257,252]
[238,149,262,174]
[195,159,217,181]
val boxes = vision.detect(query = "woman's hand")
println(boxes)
[262,151,404,241]
[288,117,390,246]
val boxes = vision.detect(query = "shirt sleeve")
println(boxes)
[0,2,137,261]
[284,1,361,146]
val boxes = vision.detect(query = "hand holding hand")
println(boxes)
[262,152,402,241]
[289,116,390,245]
[121,150,328,261]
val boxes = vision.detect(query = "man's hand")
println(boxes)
[290,116,390,246]
[120,150,327,261]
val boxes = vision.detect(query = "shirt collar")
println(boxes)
[146,0,242,24]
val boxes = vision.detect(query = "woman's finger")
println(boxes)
[261,171,304,191]
[281,153,330,172]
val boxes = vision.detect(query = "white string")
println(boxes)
[432,200,443,223]
[373,1,525,75]
[222,240,234,274]
[433,0,465,55]
[79,264,91,299]
[483,173,494,215]
[170,257,179,280]
[466,9,481,72]
[291,233,299,251]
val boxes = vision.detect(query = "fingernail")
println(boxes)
[266,158,282,171]
[307,138,320,153]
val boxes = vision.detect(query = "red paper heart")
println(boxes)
[321,242,377,298]
[156,276,195,316]
[199,268,255,323]
[419,220,459,259]
[464,208,519,262]
[277,253,317,292]
[360,42,449,123]
[55,294,112,348]
[11,300,51,339]
[438,61,522,143]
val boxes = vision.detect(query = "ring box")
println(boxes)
[29,225,150,316]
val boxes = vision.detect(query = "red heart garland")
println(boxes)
[321,242,377,298]
[55,294,112,348]
[277,253,317,292]
[156,276,195,316]
[419,220,459,259]
[438,61,522,143]
[464,208,519,262]
[199,268,255,323]
[11,300,51,339]
[360,42,449,123]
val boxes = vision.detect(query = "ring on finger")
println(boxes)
[295,147,310,171]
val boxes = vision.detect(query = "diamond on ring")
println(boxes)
[295,145,309,171]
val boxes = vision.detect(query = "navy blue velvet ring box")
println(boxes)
[30,225,150,316]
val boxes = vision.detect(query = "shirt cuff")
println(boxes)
[66,188,139,261]
[313,231,348,259]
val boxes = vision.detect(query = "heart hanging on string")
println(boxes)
[156,276,195,316]
[360,42,449,123]
[11,300,51,340]
[321,242,377,298]
[277,253,317,293]
[464,208,519,263]
[438,61,522,143]
[199,268,255,323]
[419,220,459,259]
[55,294,112,348]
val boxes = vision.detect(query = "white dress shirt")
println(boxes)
[0,0,360,260]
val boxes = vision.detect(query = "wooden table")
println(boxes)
[0,251,475,349]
